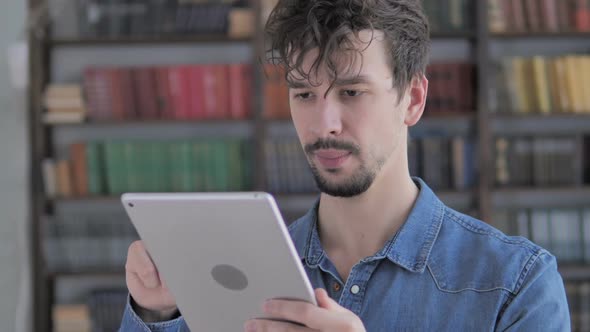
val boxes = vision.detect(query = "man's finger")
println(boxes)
[263,298,339,329]
[315,288,347,312]
[127,241,160,288]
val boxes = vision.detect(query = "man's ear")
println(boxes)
[404,74,428,127]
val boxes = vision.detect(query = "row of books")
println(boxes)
[423,0,473,32]
[488,0,590,33]
[495,136,584,187]
[566,281,590,332]
[494,207,590,263]
[425,62,475,114]
[492,55,590,114]
[42,213,137,272]
[82,63,252,122]
[52,289,128,332]
[42,140,254,198]
[69,0,250,38]
[409,136,477,191]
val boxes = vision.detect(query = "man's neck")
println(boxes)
[317,171,419,263]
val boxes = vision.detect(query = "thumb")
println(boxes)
[315,288,344,311]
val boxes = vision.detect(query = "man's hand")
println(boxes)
[125,240,178,320]
[244,288,366,332]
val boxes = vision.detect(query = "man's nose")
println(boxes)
[313,98,343,137]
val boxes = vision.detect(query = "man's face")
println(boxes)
[288,30,410,197]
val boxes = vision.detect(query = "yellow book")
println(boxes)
[554,57,570,112]
[531,56,551,114]
[512,57,529,113]
[565,55,580,113]
[582,56,590,113]
[546,58,562,113]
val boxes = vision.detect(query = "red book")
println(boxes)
[213,64,230,119]
[168,65,192,120]
[557,0,573,31]
[263,64,290,119]
[202,65,218,119]
[524,0,541,32]
[425,64,440,114]
[540,0,559,32]
[155,67,173,119]
[83,68,112,121]
[575,0,590,31]
[228,63,252,119]
[109,68,126,121]
[119,68,137,120]
[69,143,88,196]
[189,65,206,120]
[133,67,159,120]
[511,0,527,32]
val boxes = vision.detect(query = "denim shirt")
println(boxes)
[119,178,570,331]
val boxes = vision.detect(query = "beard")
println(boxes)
[304,138,384,198]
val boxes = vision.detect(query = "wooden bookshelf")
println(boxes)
[49,35,252,46]
[491,32,590,39]
[47,270,125,279]
[27,0,590,330]
[430,31,477,39]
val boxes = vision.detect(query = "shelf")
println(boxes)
[49,35,252,47]
[558,264,590,281]
[47,269,125,279]
[431,31,477,39]
[491,32,590,40]
[491,113,590,135]
[50,120,256,144]
[492,187,590,208]
[46,119,254,127]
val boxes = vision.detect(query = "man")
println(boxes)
[119,0,570,331]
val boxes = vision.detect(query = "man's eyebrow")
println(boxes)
[286,75,373,89]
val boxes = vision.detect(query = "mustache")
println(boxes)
[304,138,361,155]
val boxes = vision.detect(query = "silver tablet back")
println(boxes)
[121,192,316,331]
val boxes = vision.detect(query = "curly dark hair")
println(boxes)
[264,0,430,100]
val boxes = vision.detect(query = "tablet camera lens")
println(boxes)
[128,203,134,207]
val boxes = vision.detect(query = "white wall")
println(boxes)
[0,0,29,331]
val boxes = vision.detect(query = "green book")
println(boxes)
[227,140,242,191]
[201,141,215,191]
[86,142,105,195]
[104,141,125,195]
[218,141,230,191]
[178,141,195,192]
[169,141,183,192]
[123,142,140,192]
[156,142,172,192]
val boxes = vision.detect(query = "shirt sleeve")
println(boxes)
[118,295,190,332]
[496,252,571,331]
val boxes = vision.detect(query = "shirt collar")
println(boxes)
[293,177,444,273]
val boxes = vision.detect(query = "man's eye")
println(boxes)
[295,92,312,99]
[342,90,362,97]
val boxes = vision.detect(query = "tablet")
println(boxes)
[121,192,317,331]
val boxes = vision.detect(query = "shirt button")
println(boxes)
[350,285,360,294]
[333,283,341,292]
